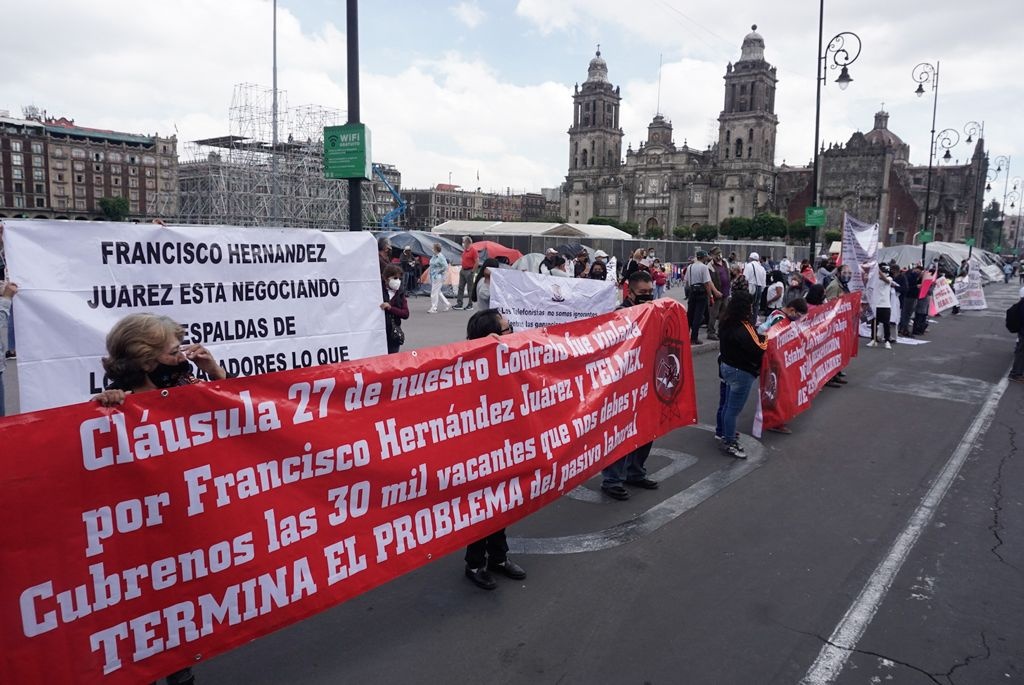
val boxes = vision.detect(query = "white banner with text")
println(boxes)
[489,269,617,330]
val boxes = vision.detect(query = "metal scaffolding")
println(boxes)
[177,83,396,229]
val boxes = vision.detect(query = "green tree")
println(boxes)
[981,200,1003,249]
[672,226,692,240]
[787,220,810,243]
[646,226,664,239]
[98,197,130,222]
[751,212,787,240]
[823,229,841,243]
[720,216,753,239]
[695,224,719,241]
[587,216,617,225]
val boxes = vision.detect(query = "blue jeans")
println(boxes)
[602,442,653,487]
[715,362,758,443]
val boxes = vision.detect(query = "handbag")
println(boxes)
[389,315,406,346]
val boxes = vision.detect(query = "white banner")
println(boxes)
[957,270,988,310]
[4,220,385,412]
[840,212,879,294]
[931,278,959,314]
[489,269,616,330]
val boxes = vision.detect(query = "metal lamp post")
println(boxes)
[911,61,951,264]
[810,0,861,259]
[984,155,1009,249]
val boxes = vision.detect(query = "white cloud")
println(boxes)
[450,2,485,29]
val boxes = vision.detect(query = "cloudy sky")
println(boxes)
[3,0,1021,198]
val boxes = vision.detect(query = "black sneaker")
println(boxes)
[465,566,497,590]
[488,559,527,580]
[601,484,630,500]
[723,441,747,459]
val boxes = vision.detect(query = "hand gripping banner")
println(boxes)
[756,293,861,433]
[0,299,696,684]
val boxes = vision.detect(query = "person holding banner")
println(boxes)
[715,290,767,459]
[471,258,501,311]
[381,265,410,354]
[463,309,528,590]
[427,243,452,314]
[601,271,659,500]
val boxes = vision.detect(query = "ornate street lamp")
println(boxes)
[810,2,862,259]
[911,61,943,263]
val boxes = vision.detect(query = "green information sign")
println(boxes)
[919,230,934,243]
[964,237,976,247]
[805,206,826,227]
[324,124,372,180]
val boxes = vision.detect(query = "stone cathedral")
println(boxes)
[561,26,986,245]
[562,26,779,234]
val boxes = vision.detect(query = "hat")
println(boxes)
[748,252,760,261]
[595,249,608,258]
[403,246,412,251]
[709,246,722,256]
[695,250,708,259]
[545,248,558,256]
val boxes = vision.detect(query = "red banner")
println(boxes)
[0,299,696,684]
[757,293,861,431]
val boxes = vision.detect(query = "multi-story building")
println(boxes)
[401,185,550,228]
[562,26,780,233]
[0,110,178,220]
[776,110,987,245]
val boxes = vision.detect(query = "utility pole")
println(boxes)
[347,0,362,230]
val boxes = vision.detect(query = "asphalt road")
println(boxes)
[6,283,1022,684]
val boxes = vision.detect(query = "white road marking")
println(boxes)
[801,371,1011,684]
[863,368,994,405]
[564,448,698,503]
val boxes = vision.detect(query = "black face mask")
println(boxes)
[147,360,194,389]
[634,293,654,303]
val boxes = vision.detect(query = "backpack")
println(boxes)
[1007,302,1022,334]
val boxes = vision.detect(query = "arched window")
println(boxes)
[581,149,588,167]
[748,145,753,158]
[735,138,743,158]
[726,130,731,143]
[646,217,659,231]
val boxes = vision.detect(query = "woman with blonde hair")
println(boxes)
[94,313,227,404]
[93,313,226,685]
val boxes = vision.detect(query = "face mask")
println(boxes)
[839,273,851,283]
[634,293,654,303]
[148,360,193,389]
[388,278,402,290]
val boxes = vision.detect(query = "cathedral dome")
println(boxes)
[586,49,609,84]
[863,110,905,147]
[739,24,765,61]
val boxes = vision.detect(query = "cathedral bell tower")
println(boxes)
[714,25,779,220]
[563,48,624,223]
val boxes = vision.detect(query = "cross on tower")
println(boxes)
[596,43,601,56]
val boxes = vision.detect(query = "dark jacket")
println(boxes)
[383,284,410,345]
[718,318,767,377]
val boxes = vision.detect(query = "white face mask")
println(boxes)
[388,278,401,290]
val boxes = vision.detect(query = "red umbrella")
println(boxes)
[470,240,523,265]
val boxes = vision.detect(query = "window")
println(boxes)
[33,169,45,181]
[142,155,155,166]
[12,168,23,180]
[111,165,121,175]
[128,177,138,188]
[31,142,43,154]
[160,158,170,167]
[54,186,66,196]
[94,187,104,198]
[729,195,735,202]
[93,163,103,173]
[127,155,138,165]
[111,187,122,198]
[693,191,704,204]
[14,182,23,193]
[145,179,155,190]
[75,174,85,184]
[108,152,122,163]
[144,168,154,178]
[93,152,104,162]
[160,169,171,179]
[75,199,87,210]
[35,197,45,208]
[729,207,735,215]
[11,153,23,166]
[72,148,86,159]
[11,140,23,152]
[129,167,138,176]
[112,177,121,186]
[56,173,65,182]
[74,186,86,197]
[52,146,65,158]
[31,155,43,168]
[73,161,85,172]
[129,189,139,201]
[56,198,68,209]
[130,202,140,213]
[53,160,66,170]
[94,174,104,186]
[34,183,45,194]
[14,195,25,207]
